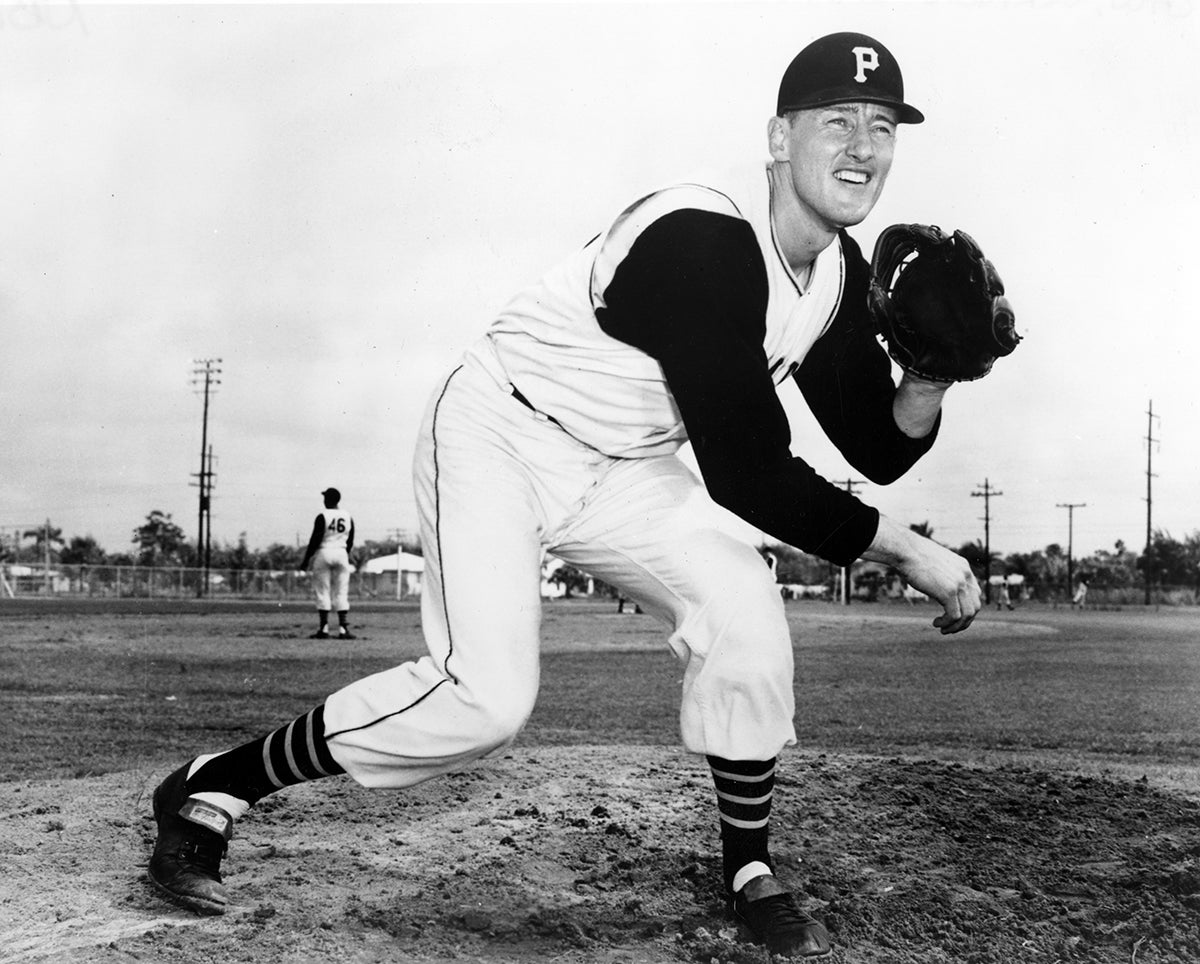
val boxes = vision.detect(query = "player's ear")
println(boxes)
[767,115,791,162]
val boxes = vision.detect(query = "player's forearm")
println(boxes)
[892,373,949,439]
[798,321,939,482]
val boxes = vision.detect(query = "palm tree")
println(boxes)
[22,522,64,564]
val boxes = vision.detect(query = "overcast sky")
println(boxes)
[2,0,1197,561]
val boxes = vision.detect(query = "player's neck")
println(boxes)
[767,162,837,279]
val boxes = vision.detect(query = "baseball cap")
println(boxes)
[777,32,924,124]
[321,487,341,502]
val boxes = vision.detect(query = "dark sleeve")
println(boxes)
[346,520,355,554]
[301,515,323,560]
[795,232,939,484]
[596,209,879,566]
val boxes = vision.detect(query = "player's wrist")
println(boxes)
[860,515,915,568]
[892,375,947,438]
[897,371,951,395]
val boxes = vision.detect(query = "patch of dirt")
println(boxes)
[3,746,1200,963]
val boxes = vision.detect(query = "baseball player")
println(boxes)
[149,33,1010,958]
[298,487,355,640]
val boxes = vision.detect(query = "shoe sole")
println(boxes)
[731,905,833,959]
[733,920,832,959]
[147,871,229,915]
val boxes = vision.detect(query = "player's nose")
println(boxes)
[845,125,874,162]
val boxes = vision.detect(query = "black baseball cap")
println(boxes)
[777,32,924,124]
[322,487,341,502]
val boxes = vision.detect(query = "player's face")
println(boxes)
[772,103,896,230]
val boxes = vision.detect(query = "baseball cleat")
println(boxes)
[338,630,356,640]
[732,874,831,958]
[148,762,234,915]
[310,630,330,639]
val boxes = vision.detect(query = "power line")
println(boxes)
[1056,502,1087,597]
[837,478,865,606]
[190,359,222,597]
[1144,400,1161,605]
[971,478,1004,604]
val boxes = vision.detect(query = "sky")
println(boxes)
[2,0,1198,562]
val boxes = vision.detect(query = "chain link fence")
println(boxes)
[0,563,417,601]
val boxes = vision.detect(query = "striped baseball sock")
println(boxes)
[183,703,345,820]
[708,755,776,895]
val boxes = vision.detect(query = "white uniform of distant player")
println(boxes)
[312,507,353,612]
[300,488,355,639]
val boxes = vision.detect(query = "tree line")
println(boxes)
[765,522,1200,600]
[5,511,1199,599]
[1,511,417,573]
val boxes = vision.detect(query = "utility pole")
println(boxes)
[43,518,51,593]
[1056,502,1086,602]
[204,444,217,580]
[971,479,1003,605]
[191,359,222,597]
[837,478,865,605]
[1144,400,1160,605]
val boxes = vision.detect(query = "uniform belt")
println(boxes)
[510,384,561,426]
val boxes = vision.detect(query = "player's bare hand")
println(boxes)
[908,553,980,635]
[862,515,982,635]
[930,578,981,635]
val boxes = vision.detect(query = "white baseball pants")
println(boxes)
[322,354,797,788]
[311,547,351,611]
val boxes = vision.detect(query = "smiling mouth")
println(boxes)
[834,170,870,185]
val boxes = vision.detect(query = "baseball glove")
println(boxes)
[867,223,1020,382]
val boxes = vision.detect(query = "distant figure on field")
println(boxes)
[617,595,643,615]
[299,488,355,639]
[996,580,1013,611]
[1072,577,1089,609]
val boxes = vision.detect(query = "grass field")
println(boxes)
[4,597,1199,785]
[5,598,1200,964]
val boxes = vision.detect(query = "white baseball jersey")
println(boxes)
[467,163,844,460]
[318,509,353,551]
[459,161,936,565]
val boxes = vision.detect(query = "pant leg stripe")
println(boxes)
[431,366,463,684]
[321,367,465,745]
[324,678,451,741]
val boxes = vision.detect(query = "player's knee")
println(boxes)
[709,574,788,641]
[715,644,792,694]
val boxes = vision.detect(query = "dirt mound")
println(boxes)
[4,746,1200,963]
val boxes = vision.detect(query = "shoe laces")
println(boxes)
[177,834,226,876]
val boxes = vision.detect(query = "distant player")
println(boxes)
[147,32,1012,958]
[1072,577,1089,609]
[298,488,355,640]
